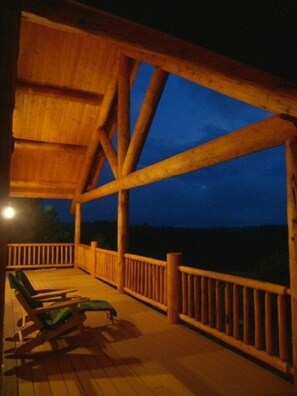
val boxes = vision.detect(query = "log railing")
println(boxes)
[87,247,292,374]
[95,248,118,286]
[178,266,292,374]
[7,243,74,269]
[124,253,167,312]
[76,244,92,273]
[9,242,292,374]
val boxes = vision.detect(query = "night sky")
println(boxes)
[47,63,287,228]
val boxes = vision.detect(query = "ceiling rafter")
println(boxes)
[14,138,86,154]
[17,79,104,106]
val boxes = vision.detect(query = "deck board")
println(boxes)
[3,268,296,396]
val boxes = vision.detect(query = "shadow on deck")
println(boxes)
[2,268,295,396]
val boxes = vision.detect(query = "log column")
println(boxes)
[74,202,81,267]
[286,138,297,383]
[117,55,131,292]
[167,253,182,324]
[0,0,21,386]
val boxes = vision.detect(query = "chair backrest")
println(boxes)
[8,273,73,331]
[8,273,41,309]
[15,269,36,296]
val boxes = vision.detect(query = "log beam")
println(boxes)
[10,180,76,190]
[122,67,168,176]
[22,0,297,116]
[79,115,297,203]
[118,55,131,173]
[98,127,118,179]
[69,59,119,214]
[10,190,73,199]
[14,138,86,154]
[85,61,140,192]
[286,138,297,385]
[17,79,104,106]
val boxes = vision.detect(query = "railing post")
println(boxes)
[90,241,97,278]
[167,253,182,324]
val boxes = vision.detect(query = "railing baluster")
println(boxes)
[243,286,250,344]
[225,283,232,335]
[254,289,262,349]
[188,274,194,318]
[265,292,274,355]
[208,278,215,327]
[202,277,208,324]
[182,272,188,315]
[216,280,223,331]
[278,295,288,362]
[148,263,152,299]
[233,284,240,339]
[194,275,201,321]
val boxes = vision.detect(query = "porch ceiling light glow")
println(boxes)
[1,203,15,219]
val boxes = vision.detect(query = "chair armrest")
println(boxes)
[35,288,77,294]
[32,288,78,300]
[32,297,89,314]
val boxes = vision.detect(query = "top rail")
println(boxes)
[179,266,290,295]
[7,243,74,268]
[125,253,166,267]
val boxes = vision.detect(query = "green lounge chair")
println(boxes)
[7,273,117,353]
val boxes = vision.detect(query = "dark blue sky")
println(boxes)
[47,63,287,227]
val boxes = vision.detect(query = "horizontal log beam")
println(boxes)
[17,79,103,106]
[79,115,297,203]
[22,1,297,116]
[10,190,73,199]
[10,180,76,190]
[14,138,86,154]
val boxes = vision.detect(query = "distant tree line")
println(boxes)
[81,220,289,286]
[7,199,289,285]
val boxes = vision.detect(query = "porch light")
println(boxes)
[1,203,15,219]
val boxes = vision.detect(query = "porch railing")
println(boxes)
[76,244,92,273]
[95,248,118,286]
[124,253,167,312]
[178,266,291,374]
[7,243,74,269]
[9,241,293,375]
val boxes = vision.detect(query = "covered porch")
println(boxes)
[1,0,297,394]
[3,268,295,396]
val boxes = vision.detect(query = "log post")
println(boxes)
[286,138,297,384]
[117,55,131,293]
[167,253,182,324]
[90,241,98,278]
[74,202,81,268]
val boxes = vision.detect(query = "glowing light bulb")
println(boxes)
[1,204,15,219]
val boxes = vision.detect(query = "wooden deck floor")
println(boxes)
[2,268,296,396]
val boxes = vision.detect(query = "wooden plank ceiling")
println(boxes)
[10,0,297,203]
[11,16,120,199]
